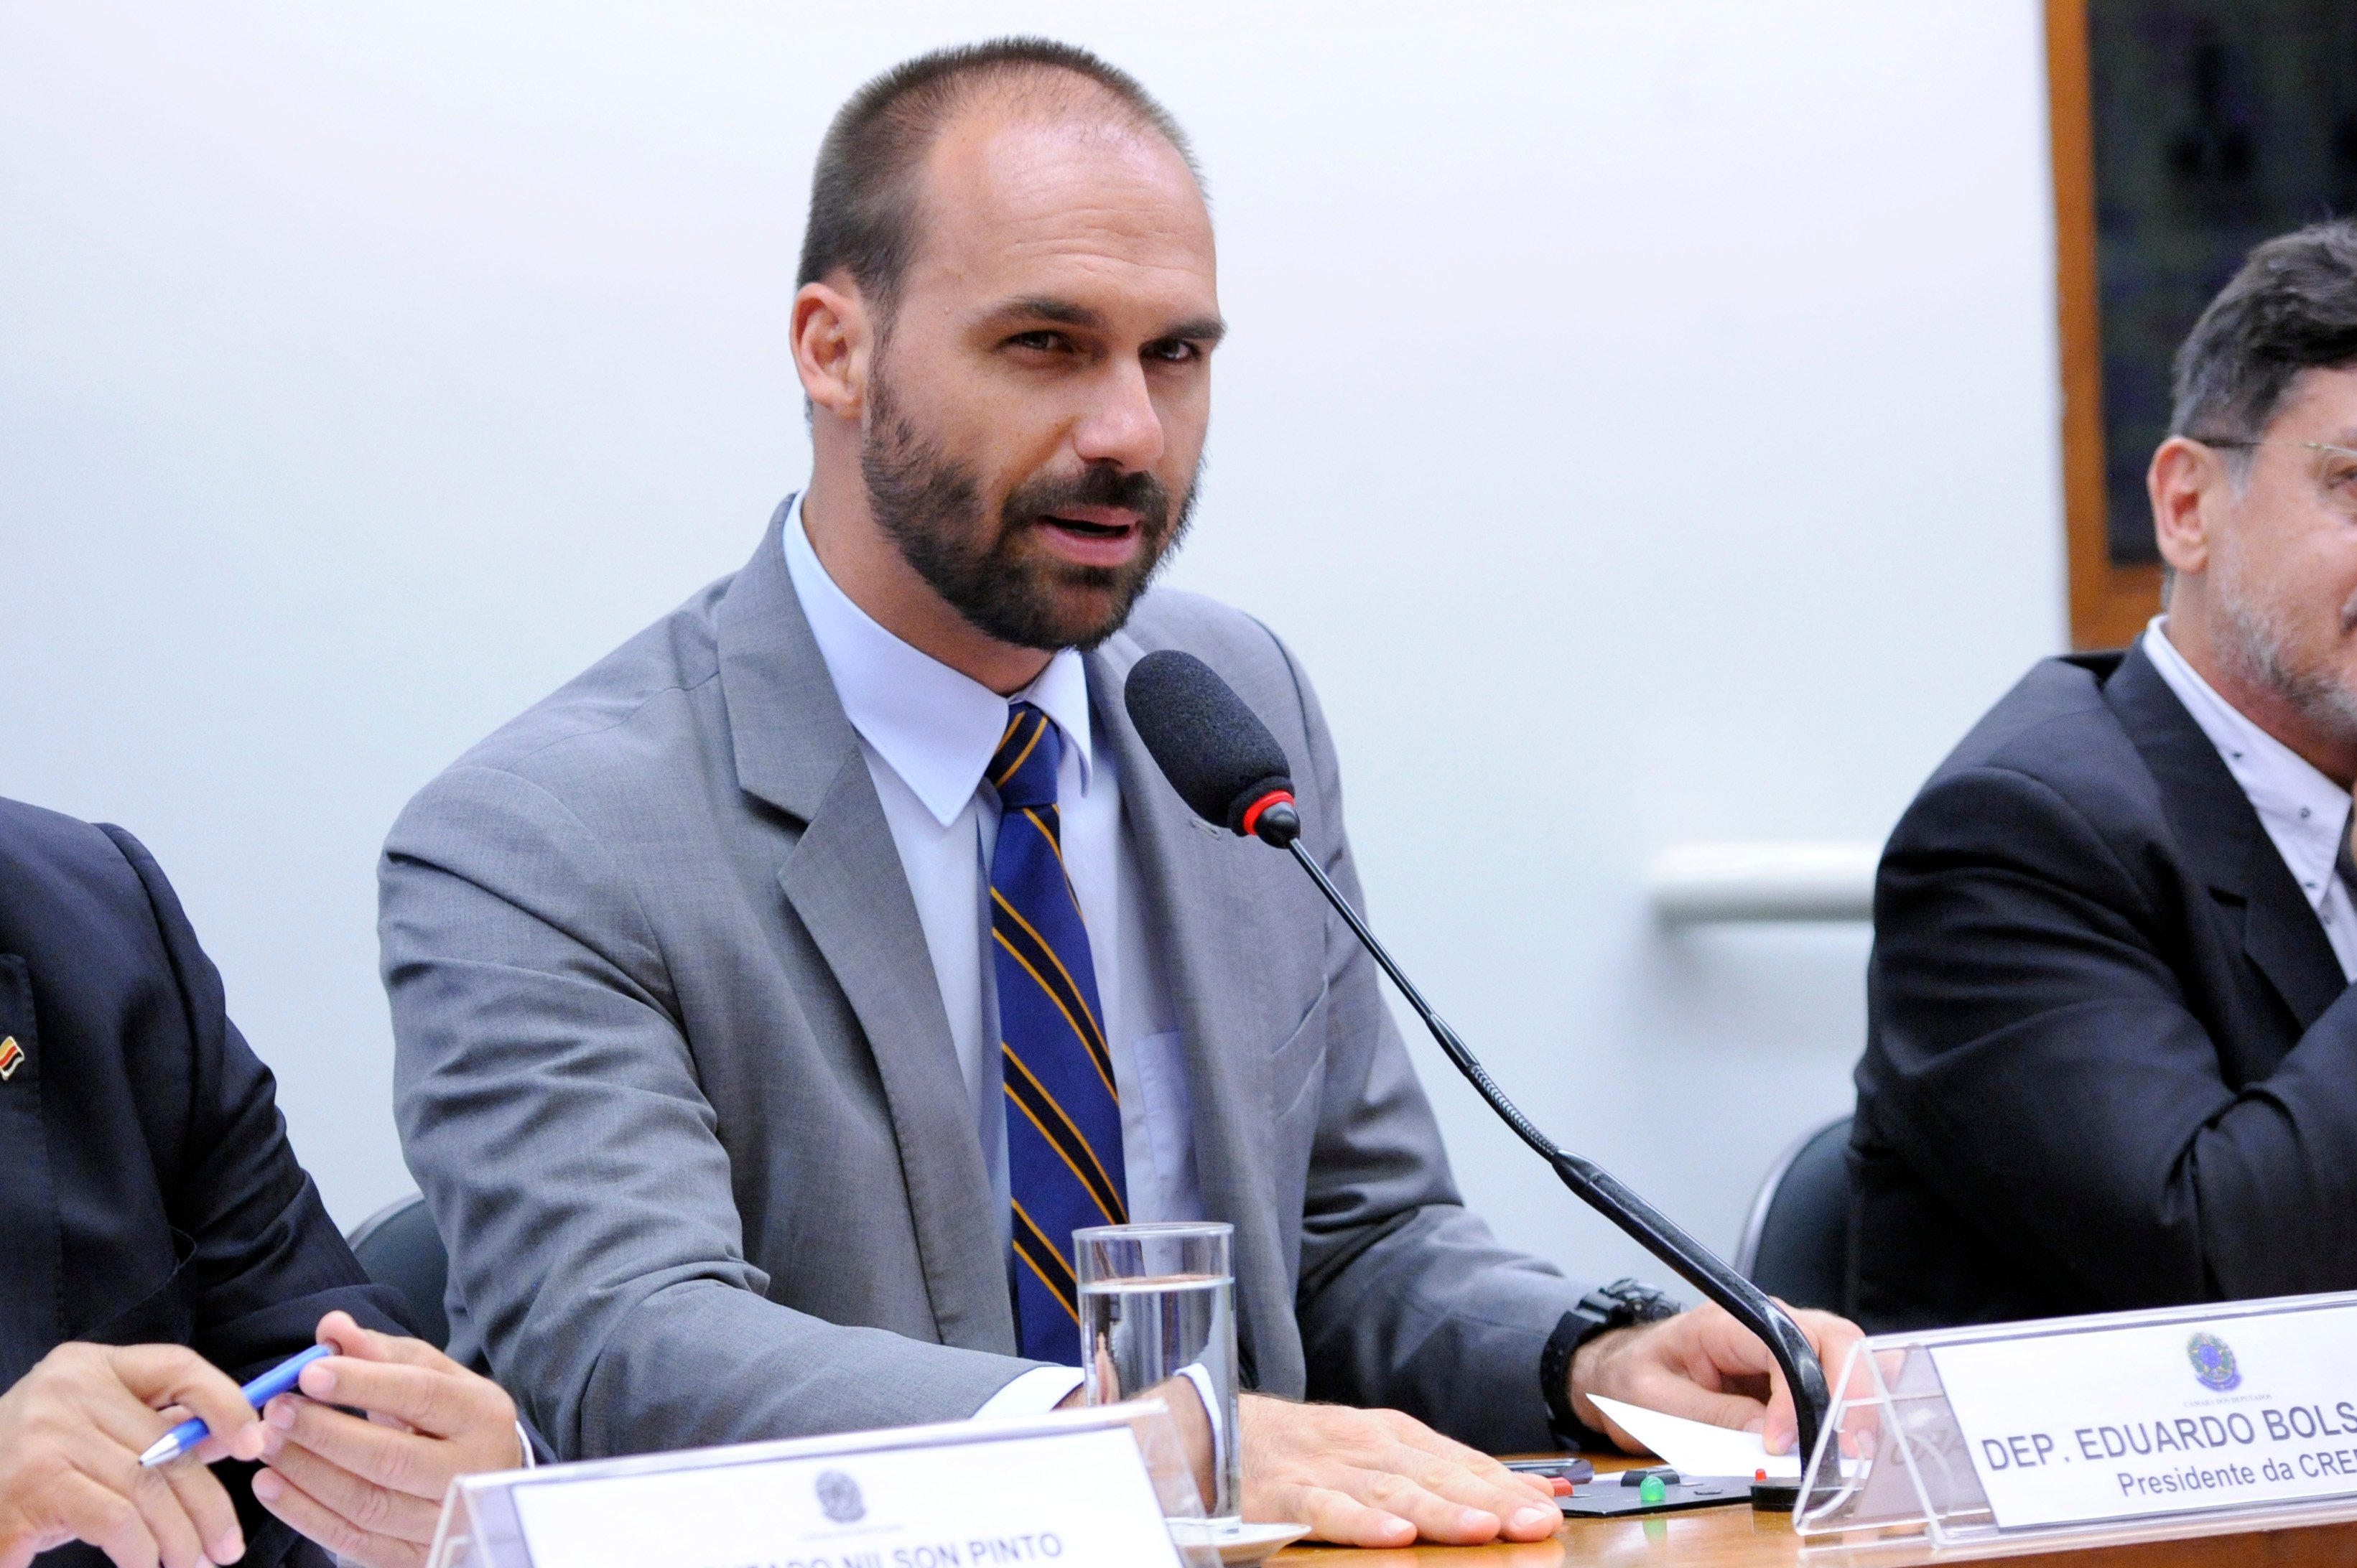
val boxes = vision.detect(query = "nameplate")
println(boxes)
[493,1420,1183,1568]
[1930,1297,2357,1530]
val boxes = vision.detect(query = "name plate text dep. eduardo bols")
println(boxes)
[1930,1299,2357,1531]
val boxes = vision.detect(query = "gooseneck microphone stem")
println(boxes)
[1282,837,1832,1471]
[1118,649,1833,1471]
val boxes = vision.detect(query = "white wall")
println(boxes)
[0,0,2065,1290]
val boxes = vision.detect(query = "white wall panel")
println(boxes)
[0,1,2063,1291]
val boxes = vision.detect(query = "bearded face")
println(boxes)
[2208,510,2357,749]
[859,353,1197,652]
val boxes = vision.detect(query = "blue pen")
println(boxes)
[139,1343,335,1467]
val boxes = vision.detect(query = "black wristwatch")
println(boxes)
[1540,1278,1681,1449]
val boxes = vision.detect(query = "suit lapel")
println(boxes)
[2107,642,2348,1031]
[719,500,1014,1354]
[1087,633,1283,1384]
[0,954,62,1389]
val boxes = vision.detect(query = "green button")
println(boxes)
[1638,1475,1667,1506]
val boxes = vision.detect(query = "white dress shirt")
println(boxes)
[2144,617,2357,980]
[781,493,1204,1412]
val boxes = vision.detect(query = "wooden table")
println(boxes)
[1268,1457,2357,1567]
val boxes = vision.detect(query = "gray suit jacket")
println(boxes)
[381,502,1581,1460]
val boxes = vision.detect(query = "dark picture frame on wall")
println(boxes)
[2055,0,2357,649]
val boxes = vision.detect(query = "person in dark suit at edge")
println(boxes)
[0,798,523,1568]
[1853,220,2357,1331]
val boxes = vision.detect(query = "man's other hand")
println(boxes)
[1570,1300,1864,1456]
[1238,1394,1561,1547]
[0,1341,265,1568]
[250,1312,521,1568]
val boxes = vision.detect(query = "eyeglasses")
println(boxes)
[2188,436,2357,517]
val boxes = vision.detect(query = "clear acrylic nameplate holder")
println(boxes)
[424,1397,1216,1568]
[1794,1289,2357,1554]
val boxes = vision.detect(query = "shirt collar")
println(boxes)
[2144,616,2351,911]
[780,490,1094,828]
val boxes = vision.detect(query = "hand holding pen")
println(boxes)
[0,1341,270,1567]
[141,1345,333,1468]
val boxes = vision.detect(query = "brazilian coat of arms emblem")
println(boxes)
[2187,1332,2241,1391]
[815,1468,865,1525]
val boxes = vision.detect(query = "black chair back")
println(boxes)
[1734,1115,1854,1313]
[345,1193,451,1350]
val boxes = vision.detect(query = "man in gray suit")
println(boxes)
[381,38,1857,1548]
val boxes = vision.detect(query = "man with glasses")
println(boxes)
[1851,220,2357,1331]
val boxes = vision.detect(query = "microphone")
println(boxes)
[1123,649,1832,1470]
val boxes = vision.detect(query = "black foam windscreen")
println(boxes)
[1123,649,1297,836]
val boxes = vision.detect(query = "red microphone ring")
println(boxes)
[1240,790,1296,839]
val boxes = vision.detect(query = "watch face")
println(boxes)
[1607,1283,1678,1321]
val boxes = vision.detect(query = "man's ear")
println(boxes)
[791,277,873,422]
[2149,436,2226,578]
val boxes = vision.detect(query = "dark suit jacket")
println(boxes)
[0,798,408,1568]
[1850,641,2357,1332]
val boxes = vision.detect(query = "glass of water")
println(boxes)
[1073,1221,1240,1529]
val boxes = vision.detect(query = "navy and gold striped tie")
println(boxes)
[990,701,1128,1363]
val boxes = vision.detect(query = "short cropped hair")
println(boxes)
[796,38,1196,312]
[2172,220,2357,447]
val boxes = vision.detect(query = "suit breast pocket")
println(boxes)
[1267,981,1331,1124]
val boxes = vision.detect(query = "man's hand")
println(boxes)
[1238,1394,1561,1548]
[249,1312,521,1568]
[0,1341,266,1568]
[1569,1301,1864,1456]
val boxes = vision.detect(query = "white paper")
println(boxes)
[1930,1299,2357,1530]
[508,1424,1180,1568]
[1585,1394,1800,1479]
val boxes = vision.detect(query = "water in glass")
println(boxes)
[1074,1224,1240,1529]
